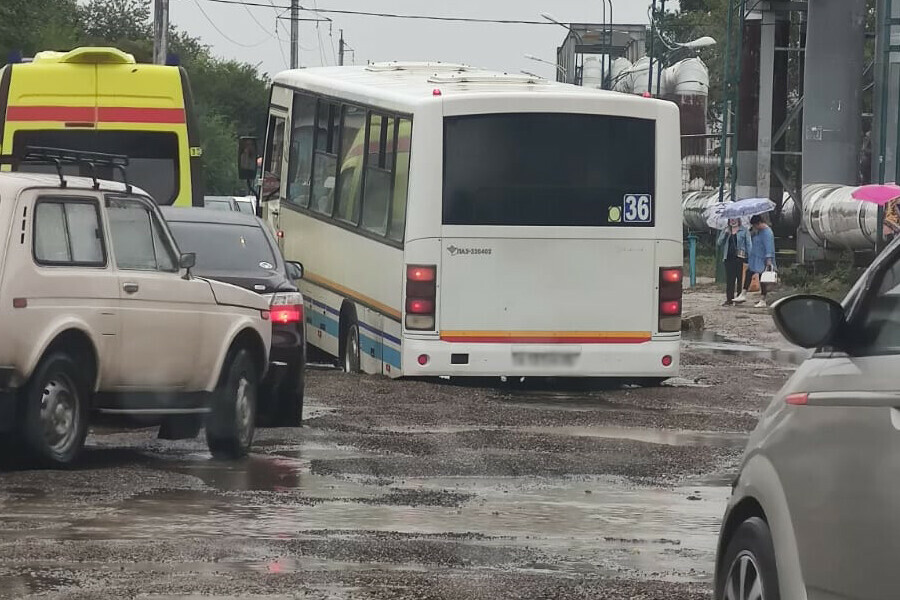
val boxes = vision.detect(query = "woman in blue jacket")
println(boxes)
[738,214,777,307]
[717,218,753,306]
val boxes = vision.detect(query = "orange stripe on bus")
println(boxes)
[303,270,402,321]
[440,331,652,344]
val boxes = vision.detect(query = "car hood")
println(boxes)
[202,278,270,311]
[194,269,295,295]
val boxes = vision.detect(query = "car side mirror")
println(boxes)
[179,252,196,280]
[286,261,303,280]
[772,294,845,349]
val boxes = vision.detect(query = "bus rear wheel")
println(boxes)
[342,322,361,374]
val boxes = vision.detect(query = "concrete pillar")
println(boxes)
[736,14,761,200]
[802,0,866,184]
[799,0,866,262]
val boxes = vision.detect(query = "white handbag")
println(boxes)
[760,270,778,284]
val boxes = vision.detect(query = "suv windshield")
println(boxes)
[167,221,276,273]
[13,130,180,205]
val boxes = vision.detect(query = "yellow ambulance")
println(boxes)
[0,47,203,206]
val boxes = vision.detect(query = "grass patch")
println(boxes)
[777,252,864,301]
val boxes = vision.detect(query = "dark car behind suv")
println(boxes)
[162,207,305,425]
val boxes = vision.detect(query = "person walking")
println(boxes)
[717,218,752,306]
[736,214,776,307]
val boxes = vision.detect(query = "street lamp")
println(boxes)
[540,12,583,84]
[524,53,567,78]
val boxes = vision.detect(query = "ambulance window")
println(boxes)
[14,131,180,205]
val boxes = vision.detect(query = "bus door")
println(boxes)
[261,109,288,250]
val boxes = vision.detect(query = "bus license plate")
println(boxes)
[512,352,578,367]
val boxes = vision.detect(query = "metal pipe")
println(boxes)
[801,184,879,249]
[688,234,698,288]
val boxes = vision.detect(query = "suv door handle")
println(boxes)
[122,282,139,294]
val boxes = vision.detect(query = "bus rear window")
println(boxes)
[442,113,655,227]
[13,130,180,205]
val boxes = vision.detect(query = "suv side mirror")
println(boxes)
[179,252,196,270]
[238,136,259,181]
[286,261,303,280]
[772,294,845,349]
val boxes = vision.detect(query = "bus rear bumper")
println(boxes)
[400,338,680,378]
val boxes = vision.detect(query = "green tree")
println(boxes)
[0,0,80,59]
[0,0,269,195]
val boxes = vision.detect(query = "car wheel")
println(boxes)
[342,322,361,374]
[717,517,781,600]
[20,352,89,467]
[206,348,258,459]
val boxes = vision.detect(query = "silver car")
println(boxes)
[715,242,900,600]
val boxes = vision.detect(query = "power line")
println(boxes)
[241,0,276,38]
[191,0,271,47]
[198,0,557,25]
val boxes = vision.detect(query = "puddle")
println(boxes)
[682,331,809,366]
[31,477,725,581]
[0,569,75,598]
[497,390,658,413]
[374,425,746,449]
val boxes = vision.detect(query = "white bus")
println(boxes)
[260,63,683,380]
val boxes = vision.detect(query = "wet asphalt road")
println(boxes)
[0,342,791,600]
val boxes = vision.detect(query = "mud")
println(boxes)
[0,311,795,599]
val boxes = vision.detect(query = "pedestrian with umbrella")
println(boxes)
[852,184,900,245]
[736,214,777,307]
[715,217,752,306]
[707,198,776,306]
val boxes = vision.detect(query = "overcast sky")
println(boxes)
[168,0,656,80]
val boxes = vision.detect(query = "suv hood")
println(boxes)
[203,278,270,311]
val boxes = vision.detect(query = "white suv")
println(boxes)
[0,169,272,466]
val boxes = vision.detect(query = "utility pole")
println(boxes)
[290,0,299,69]
[152,0,169,65]
[648,0,656,95]
[339,29,345,66]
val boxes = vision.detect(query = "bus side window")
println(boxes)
[361,113,393,236]
[310,100,340,216]
[334,105,366,225]
[287,93,316,208]
[387,118,411,243]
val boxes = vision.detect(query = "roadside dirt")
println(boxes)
[0,310,796,599]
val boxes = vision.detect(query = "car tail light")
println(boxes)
[267,291,304,325]
[662,354,673,367]
[406,264,436,330]
[659,267,683,333]
[785,393,808,405]
[260,310,270,321]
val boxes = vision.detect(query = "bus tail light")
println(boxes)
[659,267,683,333]
[406,264,436,330]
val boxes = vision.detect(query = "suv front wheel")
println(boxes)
[206,348,258,459]
[20,352,90,466]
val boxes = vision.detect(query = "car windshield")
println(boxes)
[167,221,276,272]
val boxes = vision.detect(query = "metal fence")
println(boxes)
[680,133,727,193]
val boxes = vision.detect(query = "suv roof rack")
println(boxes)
[0,147,132,192]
